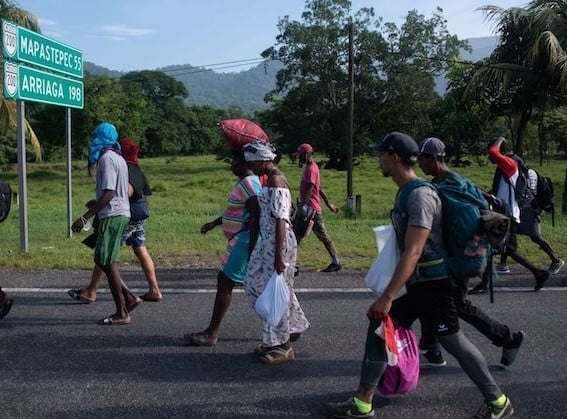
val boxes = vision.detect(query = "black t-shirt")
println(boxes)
[127,163,151,201]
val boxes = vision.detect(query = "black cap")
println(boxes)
[419,137,446,157]
[371,131,419,163]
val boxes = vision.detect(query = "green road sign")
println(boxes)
[2,19,82,78]
[4,62,84,108]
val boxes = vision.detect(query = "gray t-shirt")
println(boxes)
[96,150,130,219]
[393,182,446,284]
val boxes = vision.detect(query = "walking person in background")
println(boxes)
[292,143,341,273]
[325,132,513,419]
[496,163,563,276]
[68,137,162,305]
[71,122,141,325]
[417,137,524,369]
[486,137,550,291]
[243,141,310,365]
[184,153,261,346]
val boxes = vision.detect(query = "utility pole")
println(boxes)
[347,21,354,200]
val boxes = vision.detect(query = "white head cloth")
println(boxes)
[243,141,277,162]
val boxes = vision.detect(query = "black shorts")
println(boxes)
[390,279,459,337]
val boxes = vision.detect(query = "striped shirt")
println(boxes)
[222,174,262,239]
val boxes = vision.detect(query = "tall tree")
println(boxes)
[0,0,41,160]
[374,9,469,137]
[261,0,386,168]
[468,2,567,157]
[260,1,467,168]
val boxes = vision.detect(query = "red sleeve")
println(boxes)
[488,145,518,178]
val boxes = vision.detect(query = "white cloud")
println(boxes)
[99,25,157,40]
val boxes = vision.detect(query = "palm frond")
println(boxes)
[0,97,42,161]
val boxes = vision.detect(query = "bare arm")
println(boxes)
[245,196,260,258]
[71,190,115,232]
[200,216,222,234]
[320,186,339,213]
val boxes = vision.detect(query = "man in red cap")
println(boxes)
[293,143,342,273]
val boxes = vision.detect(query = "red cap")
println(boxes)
[292,143,314,157]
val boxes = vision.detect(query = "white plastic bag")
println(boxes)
[364,225,406,298]
[254,271,291,327]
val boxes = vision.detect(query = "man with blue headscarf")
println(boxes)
[72,122,142,325]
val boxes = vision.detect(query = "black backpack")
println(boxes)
[0,180,12,223]
[534,174,555,226]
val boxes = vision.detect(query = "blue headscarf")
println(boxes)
[88,122,120,165]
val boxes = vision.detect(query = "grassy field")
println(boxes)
[1,154,566,271]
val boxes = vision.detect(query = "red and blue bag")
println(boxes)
[375,315,420,396]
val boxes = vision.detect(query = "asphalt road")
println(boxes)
[0,266,566,418]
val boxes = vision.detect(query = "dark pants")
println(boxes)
[453,277,511,347]
[420,276,512,349]
[360,281,502,402]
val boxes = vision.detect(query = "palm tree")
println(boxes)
[466,2,567,157]
[527,0,567,90]
[0,0,41,160]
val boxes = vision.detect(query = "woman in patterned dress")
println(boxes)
[243,141,310,365]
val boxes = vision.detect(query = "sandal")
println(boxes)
[99,315,131,326]
[254,344,268,356]
[183,332,218,346]
[257,346,295,365]
[67,288,95,303]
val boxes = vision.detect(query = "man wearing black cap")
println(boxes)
[418,137,524,368]
[325,132,513,419]
[292,143,342,273]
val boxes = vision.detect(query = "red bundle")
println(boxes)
[219,119,270,151]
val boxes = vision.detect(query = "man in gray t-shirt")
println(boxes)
[71,122,141,326]
[325,132,513,419]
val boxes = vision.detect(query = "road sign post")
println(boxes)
[2,20,84,250]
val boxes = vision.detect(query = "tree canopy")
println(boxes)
[259,0,468,168]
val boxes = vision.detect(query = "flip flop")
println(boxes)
[99,315,131,326]
[140,293,163,302]
[126,297,143,313]
[257,346,295,365]
[67,288,95,303]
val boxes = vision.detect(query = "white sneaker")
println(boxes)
[495,264,510,274]
[548,259,565,275]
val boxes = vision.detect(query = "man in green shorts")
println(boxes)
[72,122,141,325]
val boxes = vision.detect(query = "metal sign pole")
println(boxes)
[66,107,73,237]
[16,99,28,252]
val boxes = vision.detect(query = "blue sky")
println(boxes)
[15,0,526,73]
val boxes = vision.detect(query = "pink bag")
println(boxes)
[376,316,420,396]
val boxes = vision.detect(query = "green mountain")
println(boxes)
[84,36,498,115]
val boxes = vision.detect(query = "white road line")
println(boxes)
[3,286,567,294]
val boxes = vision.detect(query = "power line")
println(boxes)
[160,59,269,76]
